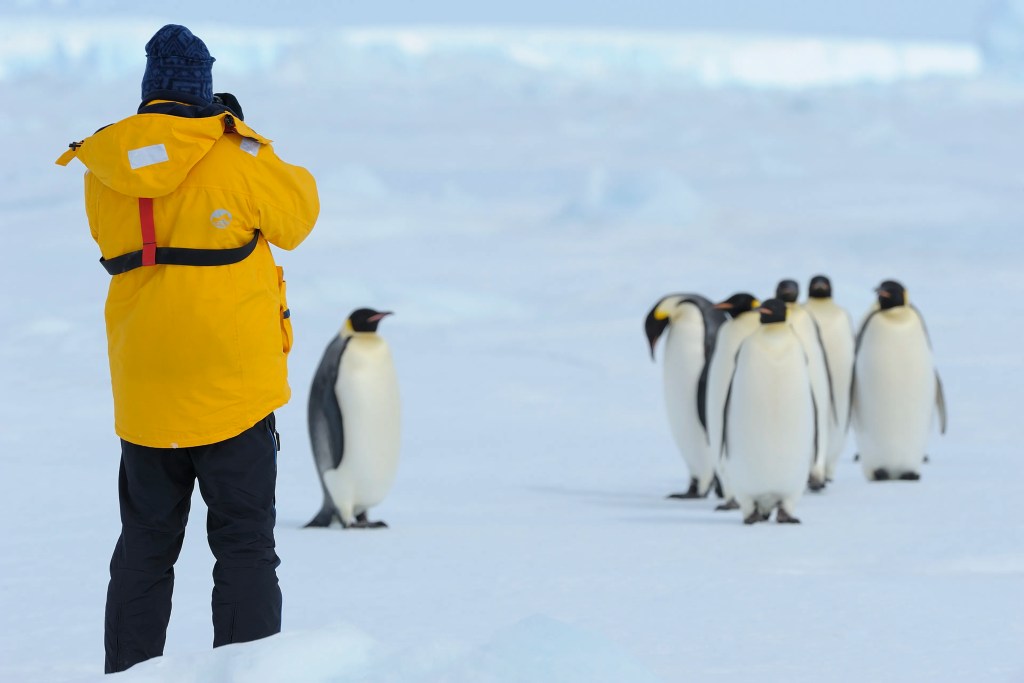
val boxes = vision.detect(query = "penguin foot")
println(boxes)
[898,472,921,481]
[743,509,771,525]
[346,511,389,529]
[872,468,891,481]
[775,508,801,524]
[348,520,389,529]
[923,454,931,464]
[667,478,705,499]
[807,475,826,492]
[712,476,724,499]
[667,491,706,500]
[853,453,860,462]
[715,498,740,512]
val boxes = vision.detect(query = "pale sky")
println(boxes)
[5,0,1003,42]
[313,0,998,41]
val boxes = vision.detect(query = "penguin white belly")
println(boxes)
[324,338,401,518]
[804,301,855,479]
[706,314,759,497]
[725,332,814,517]
[853,314,934,477]
[661,321,715,492]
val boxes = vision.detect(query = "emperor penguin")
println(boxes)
[776,279,834,491]
[306,308,401,528]
[704,293,762,511]
[851,280,947,481]
[801,275,855,482]
[722,299,817,524]
[645,293,727,498]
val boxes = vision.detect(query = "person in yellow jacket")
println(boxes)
[56,24,319,673]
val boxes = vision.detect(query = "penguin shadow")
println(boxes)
[527,485,740,526]
[528,484,668,509]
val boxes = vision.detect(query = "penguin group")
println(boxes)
[645,276,946,525]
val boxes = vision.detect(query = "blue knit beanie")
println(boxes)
[141,24,215,104]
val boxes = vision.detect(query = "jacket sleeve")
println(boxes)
[84,171,103,243]
[251,144,319,251]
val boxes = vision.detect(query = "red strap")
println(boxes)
[138,197,157,266]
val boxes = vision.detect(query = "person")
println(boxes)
[56,24,320,673]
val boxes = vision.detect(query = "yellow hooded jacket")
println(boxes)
[57,105,319,448]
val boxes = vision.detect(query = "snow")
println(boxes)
[2,8,1024,683]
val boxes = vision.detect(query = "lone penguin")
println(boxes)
[851,281,947,481]
[306,308,401,528]
[705,293,762,511]
[776,278,834,490]
[645,293,727,498]
[722,299,817,524]
[802,275,855,482]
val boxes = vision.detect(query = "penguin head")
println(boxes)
[345,308,393,335]
[775,279,799,303]
[808,275,832,299]
[714,293,761,318]
[758,298,788,325]
[876,280,907,310]
[644,294,692,360]
[644,301,670,360]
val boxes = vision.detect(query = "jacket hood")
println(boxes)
[56,109,270,198]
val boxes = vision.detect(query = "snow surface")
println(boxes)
[2,11,1024,683]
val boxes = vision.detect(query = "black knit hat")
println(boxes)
[141,24,215,104]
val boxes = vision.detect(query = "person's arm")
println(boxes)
[252,146,319,251]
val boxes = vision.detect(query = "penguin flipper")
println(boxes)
[810,316,838,424]
[678,294,726,362]
[808,389,824,491]
[696,360,710,442]
[849,311,877,431]
[304,500,337,528]
[720,360,738,460]
[309,335,348,473]
[935,371,948,435]
[307,335,348,528]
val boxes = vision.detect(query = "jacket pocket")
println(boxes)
[277,266,293,354]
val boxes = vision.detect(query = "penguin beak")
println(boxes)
[713,302,733,310]
[758,307,772,315]
[876,288,890,298]
[368,311,394,322]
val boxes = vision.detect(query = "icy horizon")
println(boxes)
[0,17,984,90]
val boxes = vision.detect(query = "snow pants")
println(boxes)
[104,414,282,674]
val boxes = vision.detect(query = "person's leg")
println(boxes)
[193,414,282,647]
[104,442,195,673]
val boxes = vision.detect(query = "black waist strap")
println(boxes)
[100,231,261,275]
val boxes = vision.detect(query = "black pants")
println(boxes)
[104,414,282,674]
